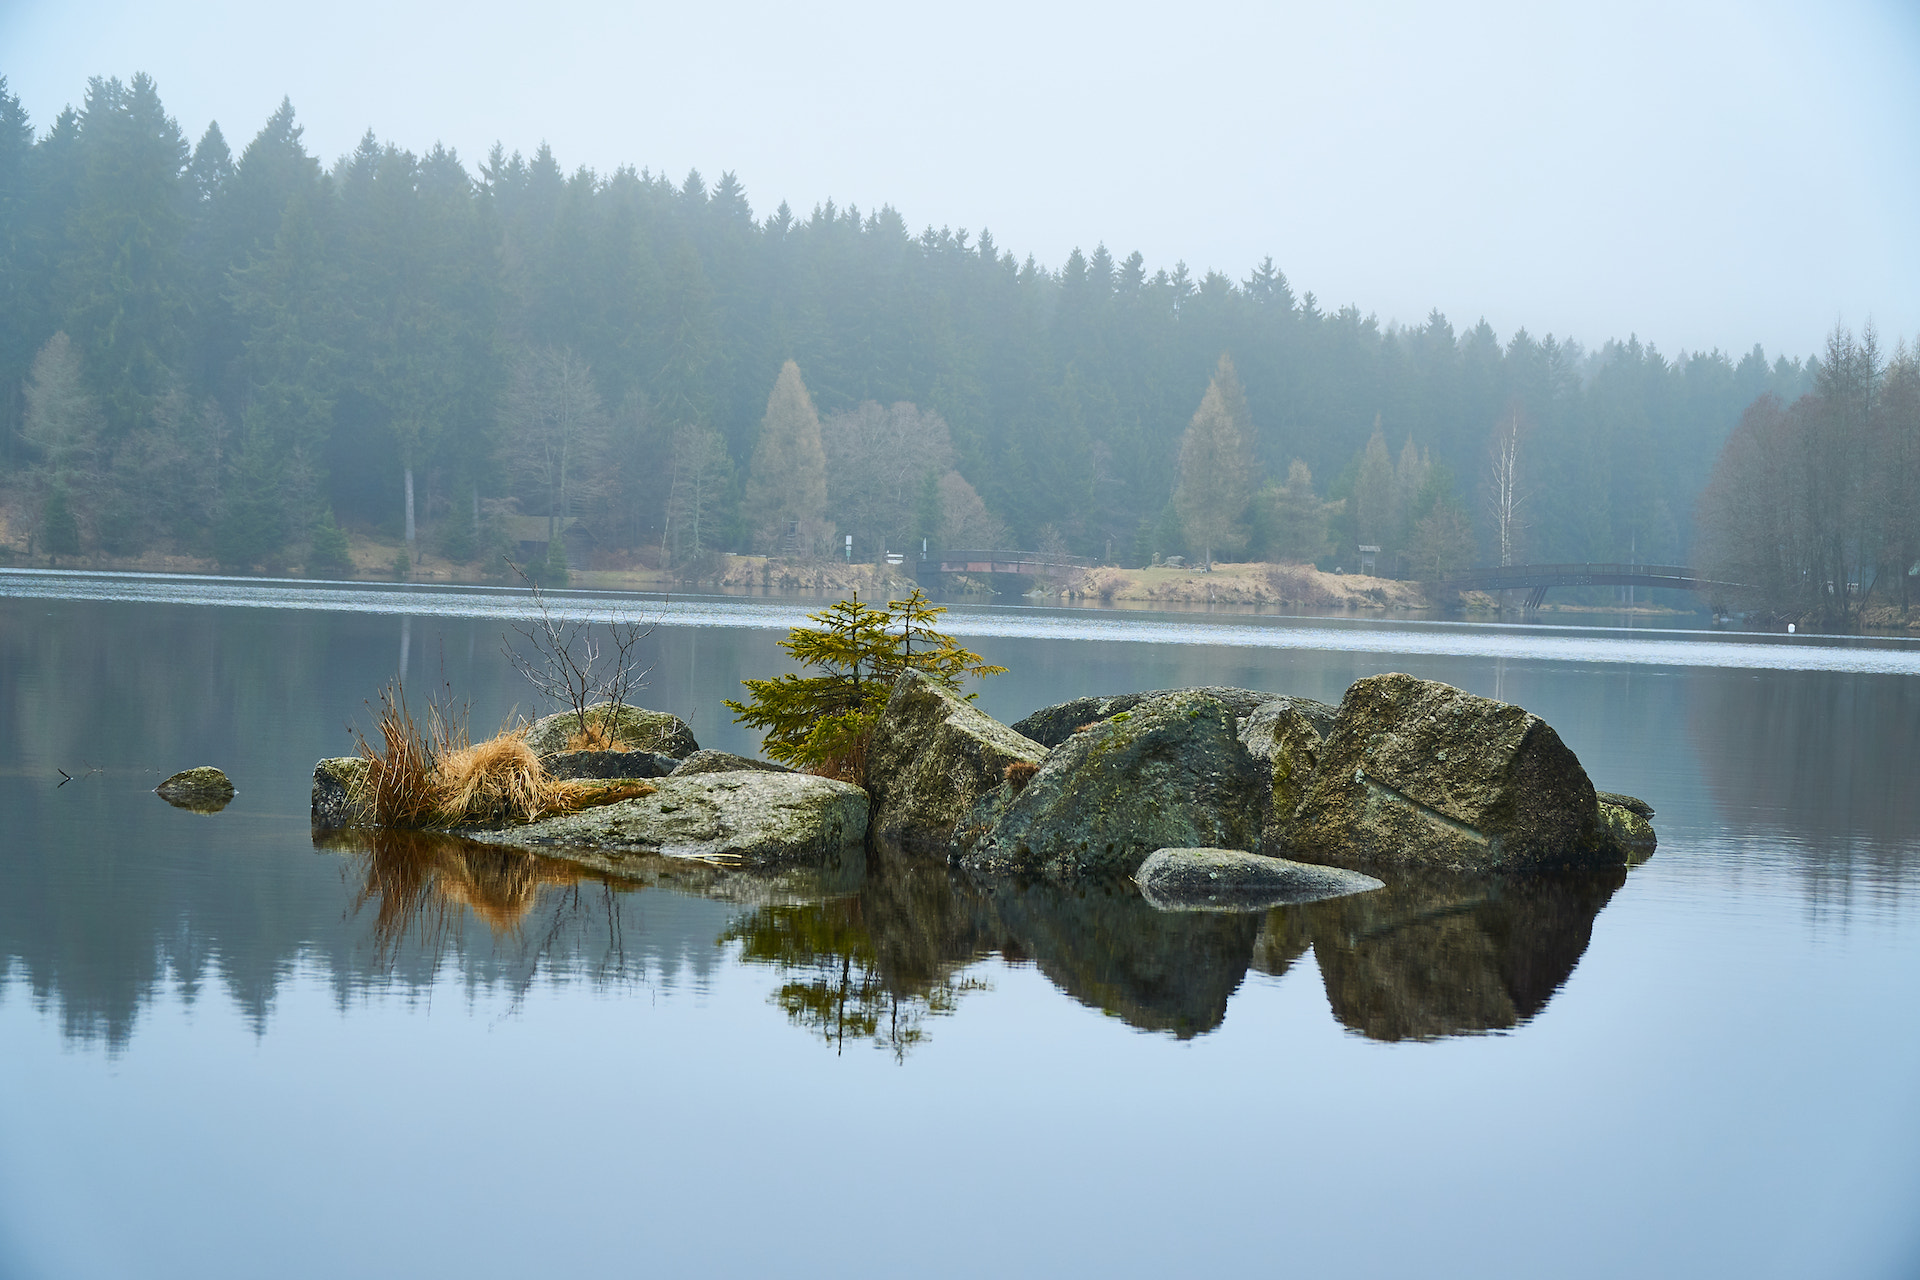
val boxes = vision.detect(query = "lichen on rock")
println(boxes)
[1281,673,1603,873]
[1237,696,1337,848]
[311,756,370,828]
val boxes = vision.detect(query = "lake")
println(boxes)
[2,569,1917,1279]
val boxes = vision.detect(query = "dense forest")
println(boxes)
[1,72,1824,581]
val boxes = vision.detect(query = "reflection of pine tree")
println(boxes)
[41,482,80,556]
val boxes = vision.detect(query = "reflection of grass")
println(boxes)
[341,827,585,955]
[352,682,655,829]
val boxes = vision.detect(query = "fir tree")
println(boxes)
[1174,363,1254,570]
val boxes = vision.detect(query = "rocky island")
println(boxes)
[313,670,1655,912]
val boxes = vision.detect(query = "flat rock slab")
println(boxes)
[670,750,793,778]
[523,703,699,758]
[462,771,868,869]
[156,766,235,813]
[1136,847,1383,912]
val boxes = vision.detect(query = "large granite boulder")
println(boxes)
[1237,696,1338,848]
[1282,673,1603,873]
[958,690,1268,879]
[311,756,370,829]
[463,771,868,869]
[1012,686,1289,749]
[1135,847,1381,912]
[522,702,699,758]
[865,670,1047,849]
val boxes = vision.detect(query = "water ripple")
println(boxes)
[6,567,1919,674]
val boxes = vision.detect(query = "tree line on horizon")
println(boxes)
[2,72,1833,588]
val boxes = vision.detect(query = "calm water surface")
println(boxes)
[2,570,1917,1279]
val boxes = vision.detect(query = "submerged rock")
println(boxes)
[1598,791,1655,819]
[463,771,868,869]
[311,756,370,828]
[1135,847,1382,912]
[669,750,793,778]
[522,703,700,758]
[865,670,1047,849]
[156,766,235,813]
[545,749,682,780]
[958,690,1268,879]
[1282,673,1603,873]
[1012,686,1291,749]
[1237,696,1338,847]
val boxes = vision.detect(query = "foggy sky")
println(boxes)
[5,0,1917,362]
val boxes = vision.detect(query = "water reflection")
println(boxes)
[1263,868,1627,1041]
[712,842,1630,1048]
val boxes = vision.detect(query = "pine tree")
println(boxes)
[308,506,352,576]
[744,360,828,554]
[1174,365,1254,570]
[41,482,81,557]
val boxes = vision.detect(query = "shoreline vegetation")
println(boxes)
[1,518,1767,621]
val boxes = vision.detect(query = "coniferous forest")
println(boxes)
[0,73,1847,586]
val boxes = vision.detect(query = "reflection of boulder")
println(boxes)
[1284,674,1604,873]
[959,691,1268,879]
[1279,867,1626,1041]
[977,875,1260,1038]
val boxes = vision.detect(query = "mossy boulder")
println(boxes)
[462,771,868,869]
[1282,673,1604,873]
[522,703,699,758]
[1012,686,1292,749]
[670,750,794,778]
[1598,799,1658,864]
[865,670,1047,849]
[1134,847,1382,912]
[311,757,369,828]
[1237,696,1338,848]
[958,691,1268,880]
[156,766,235,813]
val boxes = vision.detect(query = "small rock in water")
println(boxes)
[1135,847,1383,912]
[156,766,235,813]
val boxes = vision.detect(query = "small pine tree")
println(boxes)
[309,508,352,576]
[42,483,81,558]
[725,589,1004,776]
[391,549,410,580]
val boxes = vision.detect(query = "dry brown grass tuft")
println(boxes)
[1004,760,1039,791]
[564,722,621,752]
[353,683,660,829]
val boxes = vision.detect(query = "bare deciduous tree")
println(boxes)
[501,560,654,746]
[499,347,613,549]
[1485,406,1527,568]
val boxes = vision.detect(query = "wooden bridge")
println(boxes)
[1441,563,1754,612]
[920,549,1096,577]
